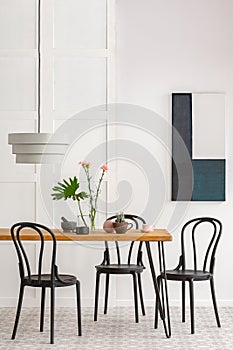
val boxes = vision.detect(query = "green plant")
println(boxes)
[115,212,125,223]
[51,176,89,226]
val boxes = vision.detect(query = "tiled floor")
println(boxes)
[0,307,232,349]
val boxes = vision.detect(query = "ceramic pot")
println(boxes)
[112,222,133,234]
[103,220,114,233]
[76,226,89,235]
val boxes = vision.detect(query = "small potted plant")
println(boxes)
[112,212,133,234]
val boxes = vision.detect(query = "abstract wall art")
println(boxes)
[172,92,225,201]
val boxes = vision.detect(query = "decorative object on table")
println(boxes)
[172,92,225,201]
[141,224,153,233]
[8,0,68,164]
[61,217,76,232]
[103,220,114,233]
[76,226,89,235]
[80,161,109,230]
[51,177,88,226]
[94,214,146,323]
[154,217,222,335]
[10,222,82,345]
[112,212,133,234]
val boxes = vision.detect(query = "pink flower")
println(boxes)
[79,161,90,167]
[101,165,109,171]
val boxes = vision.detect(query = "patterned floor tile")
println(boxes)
[0,307,232,349]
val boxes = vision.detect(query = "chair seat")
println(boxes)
[95,264,145,274]
[161,269,212,281]
[24,274,77,287]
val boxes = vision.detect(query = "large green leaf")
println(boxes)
[51,176,88,201]
[77,191,89,200]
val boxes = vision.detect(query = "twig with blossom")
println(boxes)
[80,162,109,229]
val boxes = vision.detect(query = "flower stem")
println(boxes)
[77,200,88,227]
[90,208,96,230]
[95,170,104,209]
[84,166,94,214]
[81,165,106,230]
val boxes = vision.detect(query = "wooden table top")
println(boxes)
[0,228,172,242]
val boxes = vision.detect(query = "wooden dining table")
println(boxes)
[0,227,172,338]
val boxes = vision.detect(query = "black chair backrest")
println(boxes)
[11,222,57,283]
[105,214,146,265]
[179,217,222,273]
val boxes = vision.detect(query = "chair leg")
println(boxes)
[132,273,139,323]
[154,276,161,329]
[94,272,101,321]
[76,281,82,336]
[210,278,221,327]
[137,273,145,316]
[104,274,110,315]
[40,287,46,332]
[50,286,55,344]
[182,281,185,322]
[11,283,25,340]
[189,280,195,334]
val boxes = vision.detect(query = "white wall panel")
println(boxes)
[55,119,107,174]
[0,120,35,181]
[0,183,35,227]
[0,58,36,111]
[51,119,108,227]
[54,0,107,49]
[0,0,36,49]
[53,57,106,113]
[192,93,225,159]
[0,0,115,307]
[0,243,36,304]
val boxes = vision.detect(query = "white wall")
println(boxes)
[116,0,233,305]
[1,0,233,309]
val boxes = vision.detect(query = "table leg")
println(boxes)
[158,242,171,336]
[145,241,171,338]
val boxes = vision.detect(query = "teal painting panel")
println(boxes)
[192,160,225,201]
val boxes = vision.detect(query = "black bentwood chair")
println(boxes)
[94,214,146,323]
[10,222,82,344]
[155,217,222,334]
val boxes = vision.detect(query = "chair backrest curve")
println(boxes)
[105,214,146,265]
[180,217,222,273]
[11,222,57,283]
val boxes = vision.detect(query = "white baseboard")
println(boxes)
[0,297,104,308]
[168,299,233,307]
[113,299,233,308]
[1,297,233,308]
[0,297,37,307]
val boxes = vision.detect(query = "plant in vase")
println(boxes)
[112,212,133,234]
[80,161,109,230]
[51,176,89,227]
[51,162,108,230]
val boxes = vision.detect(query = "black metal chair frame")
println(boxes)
[10,222,82,344]
[155,217,222,334]
[94,214,146,323]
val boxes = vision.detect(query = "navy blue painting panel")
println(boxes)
[172,93,193,200]
[172,93,192,157]
[192,160,225,201]
[172,160,193,201]
[172,159,179,201]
